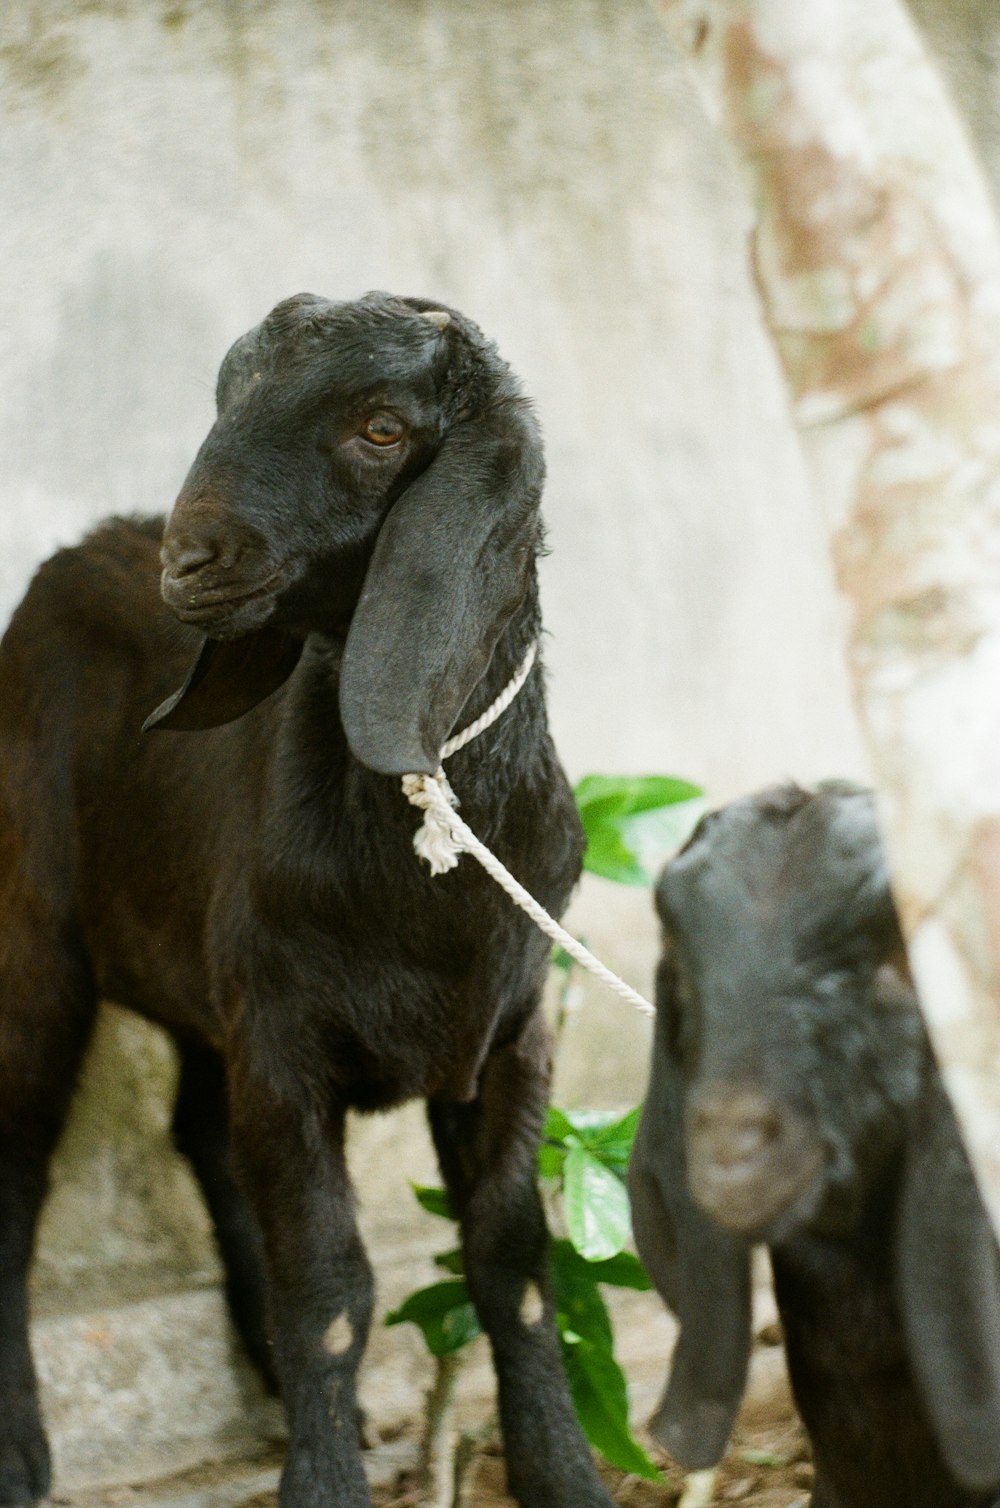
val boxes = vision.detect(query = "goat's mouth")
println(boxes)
[161,564,294,633]
[688,1140,827,1238]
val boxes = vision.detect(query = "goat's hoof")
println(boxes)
[0,1420,51,1507]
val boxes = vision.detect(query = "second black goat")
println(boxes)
[629,782,1000,1508]
[0,293,613,1508]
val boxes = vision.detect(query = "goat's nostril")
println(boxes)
[162,538,219,578]
[711,1117,773,1167]
[691,1090,783,1170]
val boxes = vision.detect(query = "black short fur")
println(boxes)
[629,782,1000,1508]
[0,292,611,1508]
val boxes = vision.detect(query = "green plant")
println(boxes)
[574,772,705,886]
[385,1104,658,1480]
[540,1104,659,1479]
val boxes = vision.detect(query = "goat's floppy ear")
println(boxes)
[628,983,752,1470]
[339,404,542,776]
[896,1069,1000,1491]
[142,628,304,732]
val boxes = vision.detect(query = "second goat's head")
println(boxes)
[629,782,1000,1487]
[656,781,920,1243]
[147,292,543,775]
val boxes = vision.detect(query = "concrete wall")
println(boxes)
[0,0,875,1489]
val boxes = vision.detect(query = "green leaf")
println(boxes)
[550,1239,651,1300]
[563,1147,631,1260]
[411,1184,455,1221]
[582,1250,652,1291]
[539,1105,581,1180]
[578,1106,642,1178]
[620,798,707,881]
[433,1247,465,1275]
[574,773,703,815]
[551,945,574,972]
[579,823,650,887]
[573,774,705,886]
[537,1140,568,1180]
[539,1105,640,1180]
[560,1335,661,1481]
[550,1238,614,1350]
[542,1106,579,1146]
[384,1280,480,1356]
[557,1108,623,1137]
[549,1241,659,1478]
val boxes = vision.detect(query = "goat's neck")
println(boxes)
[446,574,544,752]
[416,572,549,815]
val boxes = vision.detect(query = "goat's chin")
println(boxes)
[161,565,294,638]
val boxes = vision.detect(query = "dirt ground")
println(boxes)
[230,1375,815,1508]
[64,1410,813,1508]
[368,1437,814,1508]
[367,1404,814,1508]
[62,1318,814,1507]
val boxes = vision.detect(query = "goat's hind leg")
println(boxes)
[0,931,97,1506]
[428,1008,615,1508]
[171,1040,275,1389]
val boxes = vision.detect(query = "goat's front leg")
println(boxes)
[229,1060,372,1508]
[428,1008,614,1508]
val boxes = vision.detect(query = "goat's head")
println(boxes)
[657,781,920,1243]
[145,292,543,775]
[629,782,1000,1489]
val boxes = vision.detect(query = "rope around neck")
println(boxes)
[400,645,656,1020]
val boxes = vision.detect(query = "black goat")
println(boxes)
[0,292,614,1508]
[628,782,1000,1508]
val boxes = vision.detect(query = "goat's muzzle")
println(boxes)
[160,505,289,636]
[686,1083,825,1236]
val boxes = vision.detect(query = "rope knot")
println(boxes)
[401,643,537,878]
[401,770,464,875]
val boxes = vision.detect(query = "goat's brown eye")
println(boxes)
[361,412,405,447]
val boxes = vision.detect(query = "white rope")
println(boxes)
[400,644,656,1020]
[418,778,656,1018]
[441,642,537,758]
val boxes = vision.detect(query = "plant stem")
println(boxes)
[452,1414,500,1507]
[553,956,583,1049]
[418,1350,465,1507]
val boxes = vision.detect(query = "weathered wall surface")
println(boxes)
[1,0,864,789]
[0,0,873,1487]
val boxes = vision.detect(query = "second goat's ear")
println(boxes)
[896,1072,1000,1492]
[142,628,304,732]
[628,988,752,1470]
[339,404,542,777]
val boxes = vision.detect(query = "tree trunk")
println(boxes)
[652,0,1000,1230]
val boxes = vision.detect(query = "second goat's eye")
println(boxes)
[360,411,405,447]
